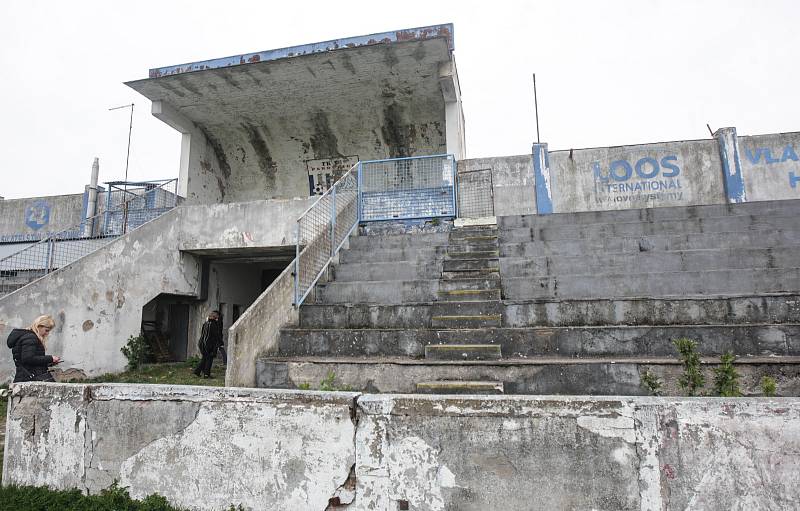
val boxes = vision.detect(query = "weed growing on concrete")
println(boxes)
[297,382,312,390]
[712,352,742,397]
[640,370,663,396]
[319,370,352,391]
[120,334,152,371]
[760,376,777,397]
[673,337,705,396]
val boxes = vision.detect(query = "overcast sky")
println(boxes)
[2,0,799,199]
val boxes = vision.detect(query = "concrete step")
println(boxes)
[255,355,800,396]
[298,294,800,329]
[443,258,500,272]
[339,245,446,264]
[277,324,800,358]
[500,246,800,278]
[442,268,500,280]
[503,268,800,300]
[498,198,800,229]
[316,278,501,304]
[425,344,503,360]
[333,261,441,282]
[447,241,500,253]
[348,232,449,249]
[500,229,800,258]
[500,214,800,243]
[416,380,504,394]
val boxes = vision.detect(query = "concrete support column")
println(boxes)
[438,60,466,160]
[532,143,553,214]
[714,127,747,203]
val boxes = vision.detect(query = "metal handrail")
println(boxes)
[294,163,360,307]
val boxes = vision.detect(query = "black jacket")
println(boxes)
[198,319,223,354]
[7,328,54,382]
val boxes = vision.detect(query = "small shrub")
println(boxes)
[640,370,663,396]
[120,334,152,371]
[760,376,777,397]
[674,337,705,396]
[297,382,311,390]
[318,370,352,392]
[712,352,742,397]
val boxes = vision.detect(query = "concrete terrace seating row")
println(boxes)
[257,198,800,396]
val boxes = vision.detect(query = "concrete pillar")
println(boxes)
[152,100,193,200]
[714,127,747,203]
[532,143,553,214]
[438,60,466,160]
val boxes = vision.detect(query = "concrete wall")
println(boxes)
[550,139,725,213]
[0,194,85,241]
[5,384,799,511]
[0,198,313,383]
[227,262,298,388]
[457,155,536,217]
[740,131,800,202]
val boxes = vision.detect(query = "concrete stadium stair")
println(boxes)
[258,199,800,396]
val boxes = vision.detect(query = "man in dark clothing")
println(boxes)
[194,310,222,378]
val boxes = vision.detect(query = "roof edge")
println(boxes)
[147,23,454,79]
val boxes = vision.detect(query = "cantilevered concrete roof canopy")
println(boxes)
[127,24,464,204]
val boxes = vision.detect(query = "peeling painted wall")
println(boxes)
[0,194,85,240]
[0,198,313,383]
[3,384,357,510]
[4,386,799,511]
[740,132,800,202]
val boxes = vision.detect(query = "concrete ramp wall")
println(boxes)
[4,383,799,511]
[0,198,312,383]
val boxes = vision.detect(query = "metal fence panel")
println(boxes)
[457,168,495,218]
[295,165,359,307]
[0,179,181,296]
[359,154,456,221]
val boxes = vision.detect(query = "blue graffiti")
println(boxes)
[745,146,800,165]
[24,200,51,231]
[593,155,681,183]
[790,172,799,189]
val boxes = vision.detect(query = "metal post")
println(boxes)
[330,186,337,257]
[357,162,363,222]
[46,238,55,274]
[450,155,458,218]
[294,222,300,306]
[533,73,540,144]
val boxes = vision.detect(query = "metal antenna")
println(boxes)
[109,103,135,233]
[109,103,135,188]
[533,73,541,143]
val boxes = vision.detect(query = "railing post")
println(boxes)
[357,162,363,222]
[450,155,458,218]
[330,185,337,258]
[46,238,55,274]
[294,221,300,307]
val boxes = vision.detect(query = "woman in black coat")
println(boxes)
[6,314,61,383]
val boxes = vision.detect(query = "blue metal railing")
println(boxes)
[358,154,457,222]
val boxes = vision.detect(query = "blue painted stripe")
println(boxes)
[533,143,553,214]
[716,128,746,203]
[148,24,454,78]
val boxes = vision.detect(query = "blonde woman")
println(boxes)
[6,314,61,382]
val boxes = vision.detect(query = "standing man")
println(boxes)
[194,310,223,378]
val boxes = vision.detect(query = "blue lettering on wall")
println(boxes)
[790,172,800,189]
[593,155,682,183]
[745,145,800,165]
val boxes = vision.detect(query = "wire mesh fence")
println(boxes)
[359,154,456,221]
[295,165,359,306]
[0,179,182,296]
[457,168,495,218]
